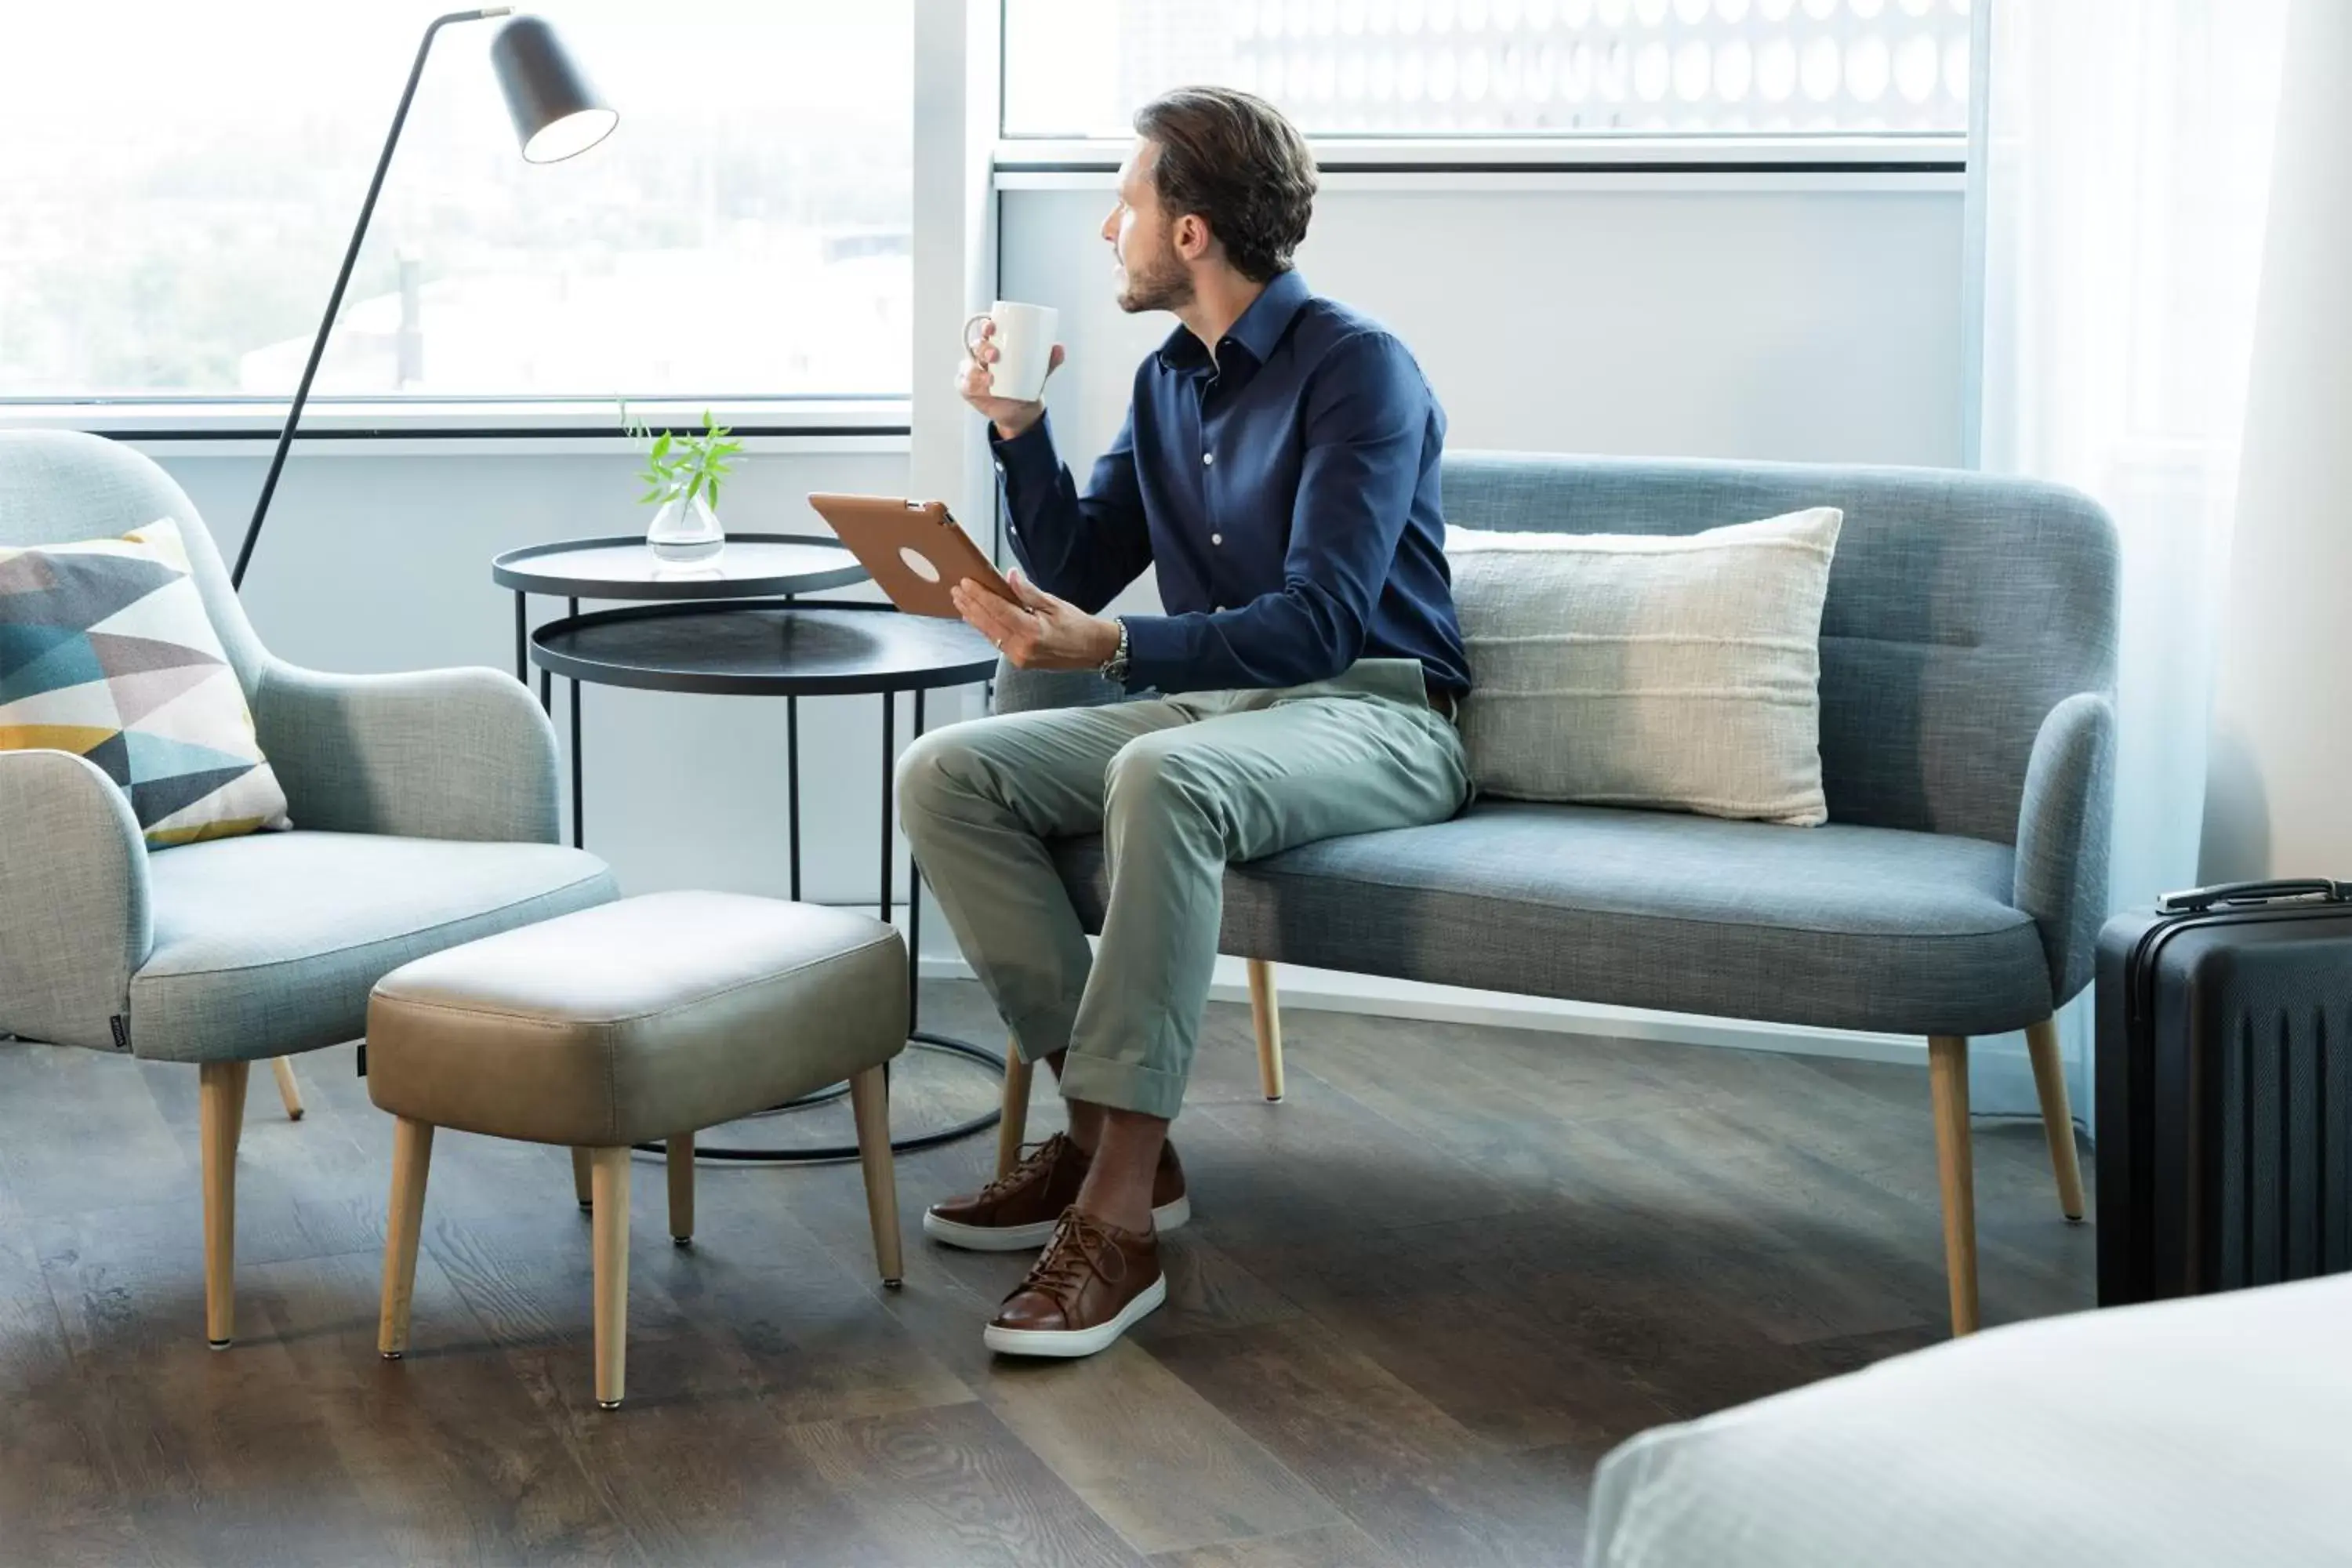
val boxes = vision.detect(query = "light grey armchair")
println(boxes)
[0,430,618,1346]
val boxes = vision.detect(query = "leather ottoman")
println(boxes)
[365,891,909,1408]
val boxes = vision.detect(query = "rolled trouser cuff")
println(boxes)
[1001,1002,1080,1067]
[1056,1048,1187,1121]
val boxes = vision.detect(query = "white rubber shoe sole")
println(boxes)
[921,1192,1192,1252]
[983,1271,1168,1359]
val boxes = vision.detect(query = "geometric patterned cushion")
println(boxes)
[0,517,291,850]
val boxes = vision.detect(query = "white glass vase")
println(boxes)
[647,492,724,565]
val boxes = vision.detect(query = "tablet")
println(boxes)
[805,493,1018,619]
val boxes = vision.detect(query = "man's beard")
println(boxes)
[1116,237,1193,314]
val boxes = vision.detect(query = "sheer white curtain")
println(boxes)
[1971,0,2290,1118]
[2201,0,2352,884]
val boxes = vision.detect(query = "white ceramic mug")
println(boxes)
[963,299,1060,402]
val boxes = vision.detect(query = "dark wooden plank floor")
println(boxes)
[0,983,2093,1566]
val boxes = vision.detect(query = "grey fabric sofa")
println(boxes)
[993,451,2119,1335]
[0,430,617,1346]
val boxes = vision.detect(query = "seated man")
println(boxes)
[898,85,1472,1359]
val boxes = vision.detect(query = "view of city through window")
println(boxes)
[0,2,912,402]
[3,1,1969,403]
[1005,0,1972,138]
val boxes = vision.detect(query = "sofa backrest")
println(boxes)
[1440,452,2120,846]
[0,430,272,699]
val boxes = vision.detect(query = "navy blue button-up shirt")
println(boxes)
[990,270,1470,698]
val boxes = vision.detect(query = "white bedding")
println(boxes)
[1585,1275,2352,1566]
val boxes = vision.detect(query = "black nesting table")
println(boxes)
[493,537,1002,1162]
[495,533,873,843]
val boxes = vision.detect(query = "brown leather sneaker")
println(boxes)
[983,1207,1167,1359]
[922,1134,1191,1252]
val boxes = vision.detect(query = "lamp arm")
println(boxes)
[230,8,513,591]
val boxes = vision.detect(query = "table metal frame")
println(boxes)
[503,564,1007,1164]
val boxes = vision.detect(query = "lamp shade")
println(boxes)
[489,15,617,164]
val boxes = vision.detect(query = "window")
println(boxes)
[1003,0,1971,139]
[0,2,912,404]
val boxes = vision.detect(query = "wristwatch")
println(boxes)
[1099,619,1131,688]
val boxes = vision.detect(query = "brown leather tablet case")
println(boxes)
[805,494,1017,619]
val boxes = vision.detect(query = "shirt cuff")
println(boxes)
[1118,612,1196,695]
[987,410,1060,502]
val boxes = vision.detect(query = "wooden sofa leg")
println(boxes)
[995,1045,1033,1180]
[572,1147,593,1211]
[849,1065,904,1287]
[590,1147,630,1409]
[2024,1018,2087,1222]
[378,1117,434,1359]
[270,1056,305,1121]
[667,1132,695,1246]
[1927,1035,1980,1337]
[1247,958,1286,1102]
[198,1061,250,1348]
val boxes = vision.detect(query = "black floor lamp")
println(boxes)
[229,9,617,590]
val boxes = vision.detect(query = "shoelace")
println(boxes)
[975,1134,1074,1203]
[1015,1208,1128,1310]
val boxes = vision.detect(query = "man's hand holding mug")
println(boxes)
[952,299,1119,671]
[960,300,1064,439]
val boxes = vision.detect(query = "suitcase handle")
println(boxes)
[2157,878,2351,914]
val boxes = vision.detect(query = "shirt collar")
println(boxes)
[1155,269,1312,372]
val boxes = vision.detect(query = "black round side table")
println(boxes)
[492,534,869,852]
[499,537,1006,1165]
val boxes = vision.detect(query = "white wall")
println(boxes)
[147,443,978,927]
[1004,180,1965,485]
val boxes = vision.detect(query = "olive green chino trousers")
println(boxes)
[895,658,1470,1120]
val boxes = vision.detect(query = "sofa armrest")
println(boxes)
[991,658,1127,716]
[0,750,151,1050]
[2013,691,2116,1005]
[254,662,561,844]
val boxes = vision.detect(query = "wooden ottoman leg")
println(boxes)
[378,1118,435,1359]
[1928,1035,1980,1337]
[590,1147,631,1409]
[667,1131,695,1247]
[1247,958,1286,1102]
[849,1065,904,1287]
[270,1056,305,1120]
[198,1060,250,1348]
[995,1045,1033,1180]
[572,1147,593,1212]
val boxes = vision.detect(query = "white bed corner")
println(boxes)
[1584,1275,2352,1567]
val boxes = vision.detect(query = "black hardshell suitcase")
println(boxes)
[2096,879,2352,1305]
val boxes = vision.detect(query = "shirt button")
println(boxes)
[1202,451,1214,466]
[1210,533,1223,546]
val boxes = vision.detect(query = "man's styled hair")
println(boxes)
[1132,86,1318,283]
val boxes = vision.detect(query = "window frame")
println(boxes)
[0,395,912,455]
[2,2,1965,446]
[996,130,1965,180]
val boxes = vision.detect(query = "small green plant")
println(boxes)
[622,402,745,510]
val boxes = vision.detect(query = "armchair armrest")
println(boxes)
[0,749,151,1050]
[2013,691,2117,1004]
[991,658,1127,716]
[254,662,560,844]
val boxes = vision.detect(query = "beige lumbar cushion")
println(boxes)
[1446,507,1842,826]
